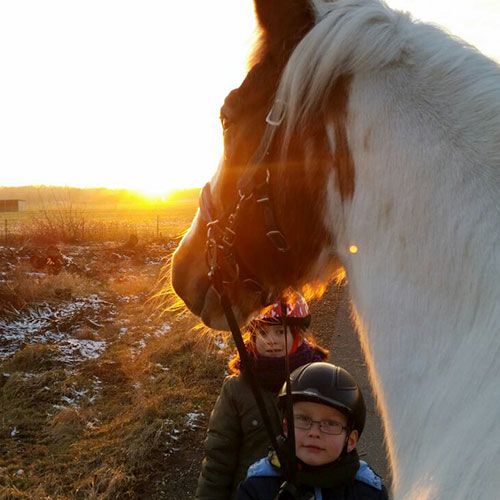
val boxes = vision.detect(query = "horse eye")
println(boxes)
[220,115,233,131]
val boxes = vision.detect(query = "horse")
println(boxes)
[171,0,500,498]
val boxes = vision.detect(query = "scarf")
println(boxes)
[296,449,360,490]
[238,342,326,393]
[269,447,361,491]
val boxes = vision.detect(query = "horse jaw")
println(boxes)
[171,214,272,330]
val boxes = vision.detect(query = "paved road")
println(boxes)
[310,283,392,489]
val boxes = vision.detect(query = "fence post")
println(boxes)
[4,219,7,241]
[156,215,159,239]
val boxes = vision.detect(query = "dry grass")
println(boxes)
[11,267,95,306]
[1,344,61,373]
[1,298,226,500]
[0,203,227,499]
[107,273,156,297]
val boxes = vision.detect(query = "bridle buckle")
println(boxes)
[266,99,286,127]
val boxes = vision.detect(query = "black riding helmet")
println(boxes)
[278,362,366,435]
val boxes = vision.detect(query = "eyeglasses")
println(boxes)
[293,414,348,435]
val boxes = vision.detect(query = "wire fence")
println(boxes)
[0,204,197,244]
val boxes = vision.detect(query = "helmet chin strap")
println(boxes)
[338,426,354,459]
[289,326,301,355]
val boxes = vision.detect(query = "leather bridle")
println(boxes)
[198,99,289,297]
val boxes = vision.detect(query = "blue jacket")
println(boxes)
[236,457,388,500]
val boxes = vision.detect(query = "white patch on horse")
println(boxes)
[277,1,500,498]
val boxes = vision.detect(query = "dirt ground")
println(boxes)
[168,283,392,498]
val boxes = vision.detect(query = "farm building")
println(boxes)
[0,199,26,212]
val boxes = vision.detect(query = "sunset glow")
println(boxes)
[0,1,499,193]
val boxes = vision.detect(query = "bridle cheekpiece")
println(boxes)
[199,99,289,298]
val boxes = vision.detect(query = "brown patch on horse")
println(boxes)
[328,75,355,201]
[269,128,334,292]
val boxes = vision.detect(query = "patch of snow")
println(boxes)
[58,338,106,363]
[25,272,47,278]
[88,377,102,404]
[155,363,169,371]
[145,256,166,266]
[54,376,102,410]
[61,395,76,405]
[153,323,171,336]
[185,412,203,429]
[117,294,139,303]
[0,295,114,360]
[86,419,100,430]
[213,335,228,350]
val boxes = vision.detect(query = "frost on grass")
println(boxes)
[185,412,203,429]
[213,335,228,351]
[53,376,103,411]
[160,411,204,458]
[58,338,106,363]
[153,323,171,336]
[0,295,113,362]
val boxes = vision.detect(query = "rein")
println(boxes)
[198,101,301,495]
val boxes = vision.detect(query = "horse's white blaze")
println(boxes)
[278,0,500,497]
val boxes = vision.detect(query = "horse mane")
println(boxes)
[271,2,500,496]
[276,0,500,166]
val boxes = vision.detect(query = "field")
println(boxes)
[0,187,200,243]
[0,188,231,499]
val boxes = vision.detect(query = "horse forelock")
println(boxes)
[276,0,406,142]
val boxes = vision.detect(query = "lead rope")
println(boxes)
[282,299,296,476]
[275,300,301,500]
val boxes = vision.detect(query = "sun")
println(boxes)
[135,186,174,199]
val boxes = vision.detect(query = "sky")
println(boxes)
[0,1,499,196]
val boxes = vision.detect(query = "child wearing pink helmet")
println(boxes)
[195,292,329,500]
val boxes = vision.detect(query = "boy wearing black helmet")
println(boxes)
[236,363,388,500]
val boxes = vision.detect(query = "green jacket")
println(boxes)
[195,374,282,500]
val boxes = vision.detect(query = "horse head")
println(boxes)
[171,0,345,329]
